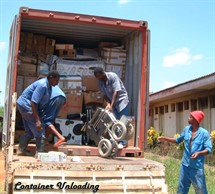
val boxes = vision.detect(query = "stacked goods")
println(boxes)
[56,59,105,76]
[17,33,135,146]
[82,76,103,106]
[45,38,56,54]
[55,44,76,58]
[57,76,83,118]
[100,46,127,82]
[17,55,38,96]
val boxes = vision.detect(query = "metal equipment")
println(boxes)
[86,108,134,158]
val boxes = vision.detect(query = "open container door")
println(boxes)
[2,13,21,192]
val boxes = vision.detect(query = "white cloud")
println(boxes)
[0,42,6,51]
[118,0,130,4]
[161,81,176,90]
[162,48,203,68]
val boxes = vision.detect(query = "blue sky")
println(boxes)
[0,0,214,106]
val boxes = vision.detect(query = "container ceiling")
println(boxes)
[21,17,136,48]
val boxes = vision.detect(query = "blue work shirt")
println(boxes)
[17,78,52,113]
[98,72,129,113]
[176,125,212,169]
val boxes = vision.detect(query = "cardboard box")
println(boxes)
[54,118,83,145]
[106,64,125,80]
[17,62,37,76]
[16,76,24,97]
[56,44,74,50]
[83,91,103,105]
[45,38,56,54]
[58,90,83,118]
[59,76,82,91]
[18,55,37,64]
[101,48,127,65]
[57,49,76,58]
[24,76,38,89]
[82,76,100,92]
[25,33,34,54]
[32,35,46,54]
[19,32,26,53]
[56,59,105,76]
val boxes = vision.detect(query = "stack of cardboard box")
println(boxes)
[55,44,76,58]
[101,47,127,81]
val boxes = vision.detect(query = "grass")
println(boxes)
[144,151,215,194]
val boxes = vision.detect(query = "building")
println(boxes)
[149,73,215,137]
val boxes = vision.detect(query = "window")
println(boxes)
[177,102,183,112]
[159,106,164,114]
[210,95,215,108]
[184,101,189,110]
[198,97,208,109]
[155,107,158,115]
[165,105,168,113]
[191,99,197,111]
[171,103,175,112]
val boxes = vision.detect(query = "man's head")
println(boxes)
[94,67,107,81]
[188,110,204,125]
[47,70,60,86]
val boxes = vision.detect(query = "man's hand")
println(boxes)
[157,136,165,142]
[105,103,113,112]
[191,152,199,159]
[36,120,42,131]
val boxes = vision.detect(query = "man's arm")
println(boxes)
[158,136,177,143]
[108,91,118,111]
[191,149,209,159]
[31,101,42,131]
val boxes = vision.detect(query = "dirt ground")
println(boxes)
[0,150,5,192]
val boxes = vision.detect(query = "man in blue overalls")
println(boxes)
[94,67,129,148]
[158,111,212,194]
[17,71,66,156]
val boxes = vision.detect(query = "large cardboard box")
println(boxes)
[82,76,99,92]
[17,62,37,76]
[58,90,83,118]
[45,38,56,54]
[106,64,125,80]
[54,118,83,145]
[56,59,105,76]
[24,76,38,89]
[101,48,127,65]
[83,91,103,106]
[57,49,76,58]
[55,44,74,50]
[16,76,24,97]
[25,33,34,54]
[18,55,37,64]
[32,35,46,54]
[59,76,82,91]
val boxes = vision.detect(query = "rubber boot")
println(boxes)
[17,135,34,156]
[35,137,46,152]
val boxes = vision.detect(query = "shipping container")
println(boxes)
[2,7,168,193]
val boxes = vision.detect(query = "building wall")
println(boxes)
[149,90,215,136]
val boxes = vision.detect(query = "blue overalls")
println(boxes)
[176,126,212,194]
